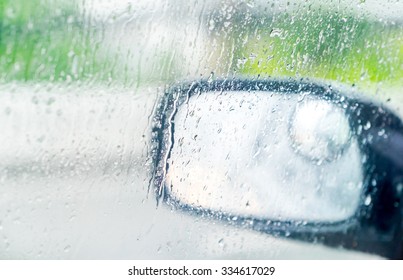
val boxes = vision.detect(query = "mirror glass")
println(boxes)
[163,90,364,222]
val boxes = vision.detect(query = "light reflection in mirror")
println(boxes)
[165,91,363,222]
[289,98,352,163]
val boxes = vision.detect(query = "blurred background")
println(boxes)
[0,0,401,94]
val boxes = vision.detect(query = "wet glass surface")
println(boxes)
[0,0,402,259]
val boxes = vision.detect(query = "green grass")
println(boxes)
[0,0,120,83]
[0,1,402,89]
[0,0,182,86]
[231,10,403,88]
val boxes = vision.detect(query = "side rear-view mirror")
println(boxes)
[152,79,403,259]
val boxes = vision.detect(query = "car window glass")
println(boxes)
[0,0,401,259]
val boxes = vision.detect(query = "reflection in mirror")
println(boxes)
[164,91,363,222]
[290,99,352,162]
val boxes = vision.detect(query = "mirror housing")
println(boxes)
[151,79,403,259]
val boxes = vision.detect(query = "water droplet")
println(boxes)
[166,242,172,252]
[377,129,385,136]
[270,28,283,37]
[218,238,225,247]
[64,245,71,253]
[47,97,55,105]
[396,183,403,196]
[364,195,372,206]
[208,19,215,30]
[207,72,214,83]
[363,121,371,130]
[31,96,39,104]
[249,53,257,62]
[357,125,363,135]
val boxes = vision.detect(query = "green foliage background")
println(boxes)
[0,0,402,89]
[231,10,403,87]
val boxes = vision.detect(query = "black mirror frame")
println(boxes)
[151,78,403,259]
